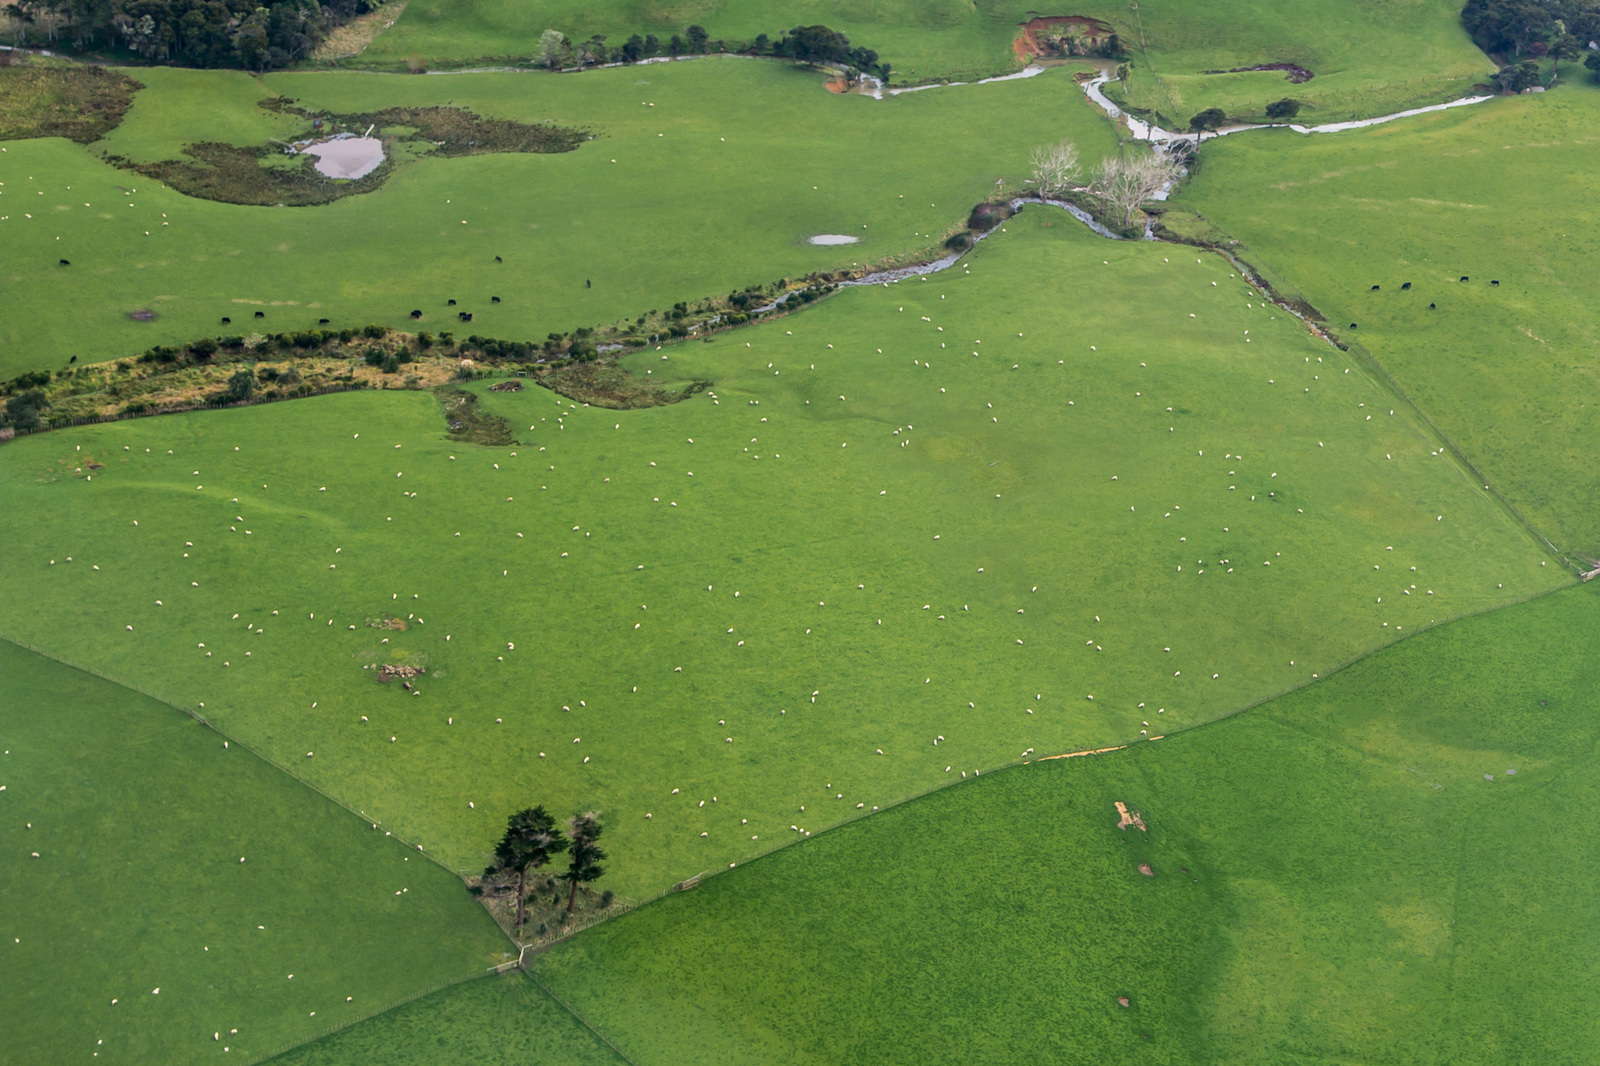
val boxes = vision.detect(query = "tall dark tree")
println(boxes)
[486,806,568,930]
[1264,97,1301,122]
[1189,107,1227,140]
[562,811,606,913]
[684,23,709,53]
[781,24,850,66]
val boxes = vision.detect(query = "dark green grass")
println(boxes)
[531,583,1600,1064]
[0,219,1559,897]
[0,59,1116,379]
[358,0,1489,118]
[1178,86,1600,559]
[0,638,511,1066]
[265,971,626,1065]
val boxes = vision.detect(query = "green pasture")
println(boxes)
[0,59,1115,379]
[0,638,510,1066]
[358,0,1490,119]
[532,583,1600,1065]
[1178,86,1600,559]
[267,971,625,1065]
[0,217,1560,897]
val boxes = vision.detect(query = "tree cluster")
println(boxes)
[480,807,608,932]
[534,22,889,80]
[1,0,375,69]
[1462,0,1600,61]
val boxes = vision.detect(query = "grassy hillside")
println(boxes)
[1178,87,1600,559]
[266,971,625,1065]
[0,60,1115,379]
[0,217,1559,896]
[356,0,1490,119]
[531,583,1600,1064]
[0,638,510,1066]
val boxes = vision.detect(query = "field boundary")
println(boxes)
[522,968,643,1066]
[0,631,505,892]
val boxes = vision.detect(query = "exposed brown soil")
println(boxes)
[487,380,524,392]
[1199,62,1313,84]
[1115,802,1147,832]
[1039,744,1125,761]
[1014,15,1114,62]
[1138,863,1155,876]
[823,76,849,94]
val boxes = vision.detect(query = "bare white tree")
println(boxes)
[538,29,568,69]
[1090,151,1184,226]
[1029,140,1081,200]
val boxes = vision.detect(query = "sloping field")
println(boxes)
[357,0,1489,120]
[0,60,1117,378]
[0,217,1560,897]
[0,638,511,1066]
[266,970,626,1065]
[526,583,1600,1065]
[1177,87,1600,559]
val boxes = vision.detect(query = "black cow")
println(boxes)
[494,255,503,263]
[410,310,423,319]
[318,318,330,325]
[254,311,265,318]
[1371,285,1380,291]
[221,316,231,324]
[1429,302,1436,310]
[1491,280,1500,286]
[491,296,501,303]
[1350,323,1358,329]
[59,259,70,266]
[1400,282,1411,290]
[458,311,473,322]
[447,298,457,306]
[1459,276,1469,282]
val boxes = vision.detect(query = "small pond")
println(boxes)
[303,135,386,180]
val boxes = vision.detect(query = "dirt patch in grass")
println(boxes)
[438,386,516,446]
[537,359,707,410]
[1014,15,1115,62]
[0,62,141,144]
[1115,802,1147,832]
[1199,63,1314,84]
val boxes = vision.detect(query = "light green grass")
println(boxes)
[0,60,1113,379]
[1177,86,1600,559]
[0,217,1560,897]
[265,971,626,1065]
[358,0,1490,118]
[94,67,305,165]
[0,637,511,1066]
[531,583,1600,1064]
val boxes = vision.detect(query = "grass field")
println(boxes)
[0,637,511,1066]
[0,217,1562,897]
[267,971,626,1065]
[355,0,1490,120]
[0,59,1116,379]
[1178,86,1600,560]
[527,583,1600,1065]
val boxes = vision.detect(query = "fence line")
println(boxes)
[0,632,489,889]
[522,969,644,1066]
[248,967,502,1065]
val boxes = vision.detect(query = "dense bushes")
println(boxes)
[539,22,889,80]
